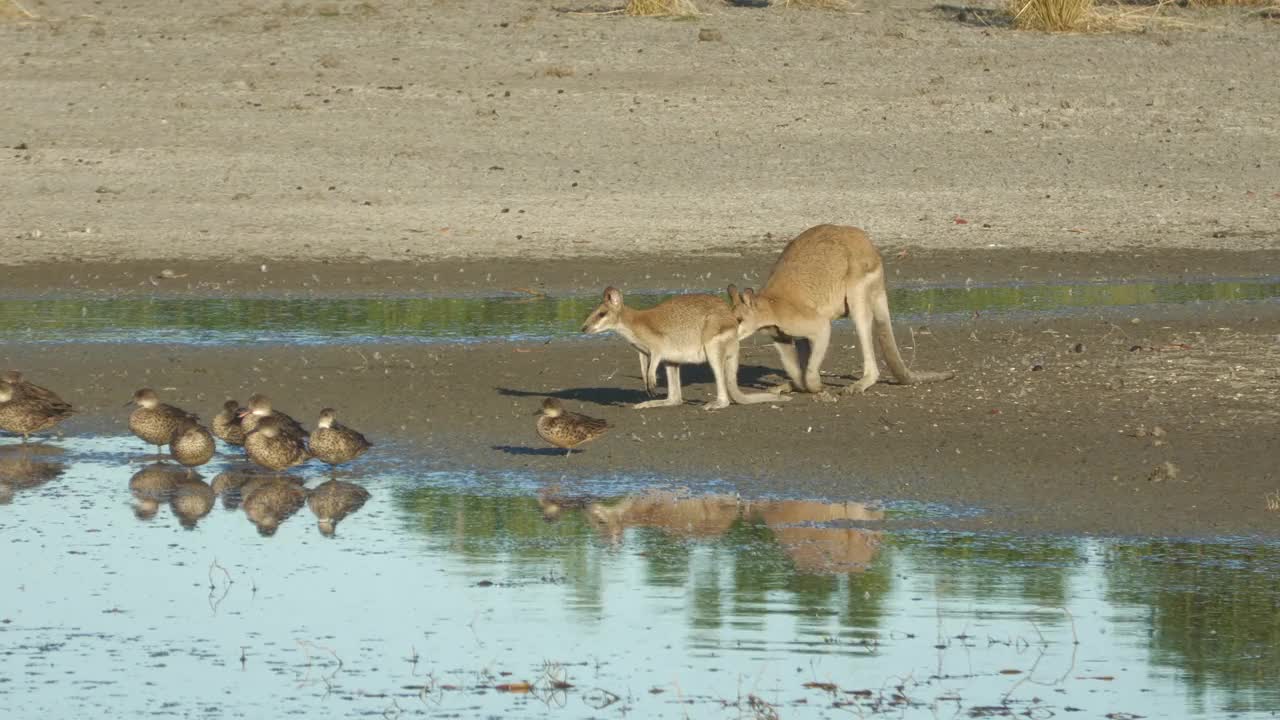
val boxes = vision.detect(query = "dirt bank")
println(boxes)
[2,0,1277,265]
[5,299,1277,538]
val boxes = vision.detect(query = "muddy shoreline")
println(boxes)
[5,295,1277,539]
[3,247,1279,298]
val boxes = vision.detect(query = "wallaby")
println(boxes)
[581,287,789,410]
[729,224,955,395]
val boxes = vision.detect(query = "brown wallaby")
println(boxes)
[730,224,955,395]
[582,287,788,410]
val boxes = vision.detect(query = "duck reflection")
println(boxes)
[170,475,215,530]
[127,462,188,520]
[211,466,271,510]
[306,479,371,537]
[242,477,307,536]
[536,484,600,523]
[0,444,66,505]
[582,490,883,574]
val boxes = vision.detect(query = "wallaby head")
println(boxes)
[581,286,625,334]
[727,284,771,341]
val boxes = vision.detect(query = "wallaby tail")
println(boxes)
[870,276,955,385]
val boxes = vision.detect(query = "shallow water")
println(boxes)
[1,277,1276,345]
[2,438,1278,718]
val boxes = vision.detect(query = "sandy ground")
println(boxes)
[1,0,1277,265]
[4,300,1278,538]
[2,1,1278,537]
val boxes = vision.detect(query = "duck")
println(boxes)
[212,399,247,446]
[169,418,216,472]
[244,415,310,471]
[534,398,610,456]
[239,393,308,439]
[306,479,371,536]
[308,408,372,466]
[0,379,74,442]
[2,370,70,405]
[242,477,306,536]
[126,388,198,453]
[170,475,215,529]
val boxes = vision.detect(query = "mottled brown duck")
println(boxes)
[169,476,215,529]
[2,370,70,405]
[169,419,216,471]
[212,399,247,446]
[0,380,74,442]
[308,408,372,466]
[244,415,311,471]
[243,477,307,536]
[306,479,371,536]
[239,393,308,439]
[534,398,610,456]
[127,388,198,452]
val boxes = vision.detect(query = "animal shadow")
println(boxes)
[495,363,780,408]
[492,445,579,457]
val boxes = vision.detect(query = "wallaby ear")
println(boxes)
[726,284,741,305]
[603,286,622,308]
[741,288,756,308]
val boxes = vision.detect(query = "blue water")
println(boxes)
[1,437,1277,718]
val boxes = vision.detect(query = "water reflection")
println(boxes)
[241,477,307,536]
[0,444,66,504]
[306,479,371,537]
[127,462,186,519]
[169,475,214,530]
[2,438,1279,719]
[1,277,1275,345]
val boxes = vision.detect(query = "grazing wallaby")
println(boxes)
[730,224,955,395]
[581,287,788,410]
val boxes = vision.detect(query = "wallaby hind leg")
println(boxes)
[845,280,881,394]
[634,364,683,409]
[802,323,832,393]
[770,340,807,394]
[709,334,787,410]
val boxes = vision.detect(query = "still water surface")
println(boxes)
[2,278,1276,345]
[2,438,1277,718]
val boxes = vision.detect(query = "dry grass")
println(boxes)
[1007,0,1094,30]
[0,0,38,20]
[1189,0,1270,5]
[779,0,852,8]
[542,65,575,78]
[1267,491,1280,512]
[625,0,701,17]
[1008,0,1198,32]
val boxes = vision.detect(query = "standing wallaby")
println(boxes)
[582,287,788,410]
[730,224,954,395]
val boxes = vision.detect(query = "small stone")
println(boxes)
[698,28,723,42]
[1148,461,1180,483]
[1071,343,1085,353]
[1151,426,1166,438]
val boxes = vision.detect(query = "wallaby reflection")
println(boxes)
[306,479,370,537]
[588,491,740,543]
[747,500,884,574]
[128,462,188,520]
[584,491,883,573]
[0,444,66,505]
[242,477,307,536]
